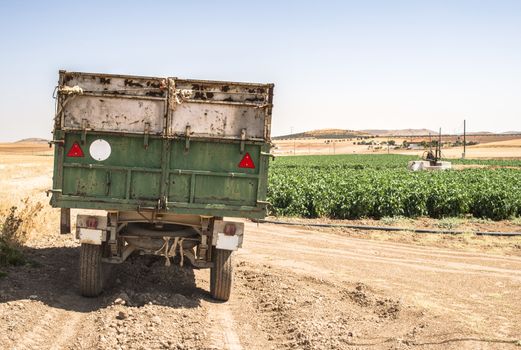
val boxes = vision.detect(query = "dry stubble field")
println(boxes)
[0,143,520,349]
[274,136,521,158]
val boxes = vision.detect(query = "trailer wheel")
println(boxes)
[210,248,233,301]
[80,243,103,297]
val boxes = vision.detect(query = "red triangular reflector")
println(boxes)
[67,142,84,157]
[238,152,255,169]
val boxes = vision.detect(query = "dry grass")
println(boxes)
[274,136,521,158]
[271,216,521,256]
[0,142,52,155]
[0,147,60,274]
[0,198,45,276]
[1,199,44,246]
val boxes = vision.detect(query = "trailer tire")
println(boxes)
[80,243,103,297]
[210,248,233,301]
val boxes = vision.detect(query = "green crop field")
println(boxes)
[268,154,521,220]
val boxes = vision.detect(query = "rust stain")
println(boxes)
[146,81,161,89]
[245,95,264,103]
[146,91,164,97]
[124,79,143,88]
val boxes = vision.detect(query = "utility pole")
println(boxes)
[462,119,466,159]
[437,128,442,160]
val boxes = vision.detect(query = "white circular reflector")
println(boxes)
[89,139,111,161]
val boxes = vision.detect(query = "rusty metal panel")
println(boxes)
[168,79,273,141]
[62,96,166,134]
[169,103,266,140]
[51,71,274,219]
[58,71,167,135]
[55,72,274,141]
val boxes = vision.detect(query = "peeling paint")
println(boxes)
[57,71,273,141]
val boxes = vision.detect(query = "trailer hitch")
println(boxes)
[137,196,168,213]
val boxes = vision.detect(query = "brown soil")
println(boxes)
[1,147,520,349]
[0,142,52,155]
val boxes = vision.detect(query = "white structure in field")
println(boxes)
[407,160,452,171]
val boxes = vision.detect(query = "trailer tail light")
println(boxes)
[238,152,255,169]
[86,216,98,228]
[67,142,84,157]
[223,223,237,236]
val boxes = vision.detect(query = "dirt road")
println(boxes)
[1,150,520,349]
[1,220,520,349]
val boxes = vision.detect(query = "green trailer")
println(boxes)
[49,71,274,300]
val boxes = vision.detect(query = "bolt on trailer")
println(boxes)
[49,71,274,301]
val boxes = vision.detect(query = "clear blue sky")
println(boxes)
[0,0,520,141]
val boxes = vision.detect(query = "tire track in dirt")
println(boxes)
[10,309,85,350]
[240,222,521,343]
[247,240,521,280]
[10,309,58,350]
[49,312,85,350]
[245,223,521,279]
[254,224,521,264]
[206,302,243,350]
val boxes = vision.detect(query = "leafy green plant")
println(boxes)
[268,154,521,221]
[436,218,463,230]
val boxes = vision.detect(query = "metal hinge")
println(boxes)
[260,152,275,159]
[81,119,88,145]
[240,128,246,153]
[46,189,62,197]
[144,122,150,149]
[105,171,112,196]
[158,196,168,210]
[185,125,191,151]
[48,140,65,148]
[198,217,211,262]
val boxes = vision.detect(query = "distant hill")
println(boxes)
[273,129,371,140]
[15,138,49,144]
[360,129,437,136]
[274,128,521,140]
